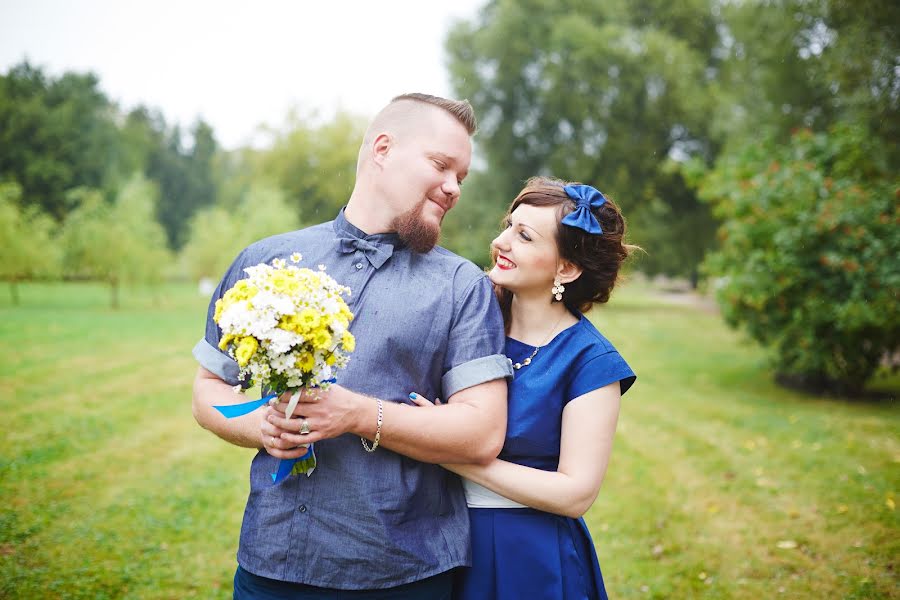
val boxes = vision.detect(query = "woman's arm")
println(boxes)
[422,382,621,519]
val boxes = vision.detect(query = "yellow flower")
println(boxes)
[221,279,259,306]
[325,353,336,366]
[341,330,355,353]
[296,352,315,371]
[340,305,354,322]
[214,298,225,322]
[270,273,287,291]
[299,309,321,330]
[279,314,302,333]
[235,336,258,367]
[312,330,333,350]
[218,333,236,351]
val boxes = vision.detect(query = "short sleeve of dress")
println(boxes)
[191,247,252,385]
[566,350,636,403]
[441,273,514,398]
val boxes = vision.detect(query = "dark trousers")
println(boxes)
[233,566,453,600]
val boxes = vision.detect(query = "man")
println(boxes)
[192,93,512,599]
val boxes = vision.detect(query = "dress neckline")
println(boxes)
[506,313,584,350]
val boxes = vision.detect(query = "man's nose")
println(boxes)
[442,176,460,202]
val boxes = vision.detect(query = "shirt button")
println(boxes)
[355,263,363,270]
[298,504,307,513]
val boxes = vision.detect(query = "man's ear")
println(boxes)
[371,133,392,166]
[556,260,583,285]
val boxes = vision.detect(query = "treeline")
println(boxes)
[1,0,898,390]
[0,63,363,306]
[446,0,898,391]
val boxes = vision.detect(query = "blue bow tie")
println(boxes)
[338,237,394,268]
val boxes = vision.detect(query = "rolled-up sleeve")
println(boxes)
[441,273,513,398]
[194,248,251,385]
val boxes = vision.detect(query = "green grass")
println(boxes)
[2,282,897,599]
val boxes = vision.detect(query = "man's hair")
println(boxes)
[390,93,477,135]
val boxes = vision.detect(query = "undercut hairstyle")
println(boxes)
[493,176,638,327]
[357,93,477,173]
[390,93,477,135]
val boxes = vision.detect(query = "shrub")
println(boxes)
[697,124,899,392]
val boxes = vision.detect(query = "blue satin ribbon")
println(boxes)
[561,184,607,234]
[212,383,334,484]
[271,446,314,483]
[213,394,276,418]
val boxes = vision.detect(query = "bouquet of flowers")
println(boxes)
[212,253,355,482]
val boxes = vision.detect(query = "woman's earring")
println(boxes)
[552,279,565,301]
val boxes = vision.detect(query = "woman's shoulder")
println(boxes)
[569,314,621,358]
[563,314,636,397]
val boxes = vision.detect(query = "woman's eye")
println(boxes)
[518,231,531,242]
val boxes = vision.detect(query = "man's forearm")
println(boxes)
[192,367,264,449]
[351,379,507,465]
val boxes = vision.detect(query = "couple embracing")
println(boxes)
[192,93,636,600]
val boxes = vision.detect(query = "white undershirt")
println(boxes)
[463,478,528,509]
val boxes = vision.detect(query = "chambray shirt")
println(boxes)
[193,209,512,590]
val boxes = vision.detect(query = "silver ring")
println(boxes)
[299,419,311,435]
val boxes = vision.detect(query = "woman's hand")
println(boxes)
[405,392,442,407]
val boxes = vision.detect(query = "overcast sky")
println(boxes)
[0,0,486,148]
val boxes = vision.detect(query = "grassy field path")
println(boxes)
[2,282,896,599]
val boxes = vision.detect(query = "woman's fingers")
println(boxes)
[407,392,442,406]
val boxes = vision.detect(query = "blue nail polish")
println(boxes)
[409,392,417,399]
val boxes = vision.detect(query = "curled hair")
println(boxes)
[494,176,636,326]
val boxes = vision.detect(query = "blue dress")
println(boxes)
[454,314,636,600]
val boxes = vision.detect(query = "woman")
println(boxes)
[411,176,636,599]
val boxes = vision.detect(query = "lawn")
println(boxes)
[2,281,897,599]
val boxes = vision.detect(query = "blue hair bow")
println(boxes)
[561,184,607,234]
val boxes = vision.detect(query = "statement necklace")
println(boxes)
[510,311,567,370]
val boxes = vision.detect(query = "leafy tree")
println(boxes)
[250,109,366,223]
[713,0,899,167]
[0,182,59,303]
[180,182,300,281]
[0,62,119,219]
[446,0,721,281]
[144,118,220,249]
[696,125,899,393]
[60,174,171,308]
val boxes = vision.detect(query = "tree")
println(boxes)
[0,182,59,303]
[712,0,899,167]
[144,118,221,249]
[697,125,899,393]
[0,62,120,219]
[445,0,721,281]
[250,109,366,223]
[60,174,171,308]
[180,182,300,281]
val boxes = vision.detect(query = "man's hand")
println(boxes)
[265,385,366,453]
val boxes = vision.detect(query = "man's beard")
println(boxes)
[391,198,441,253]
